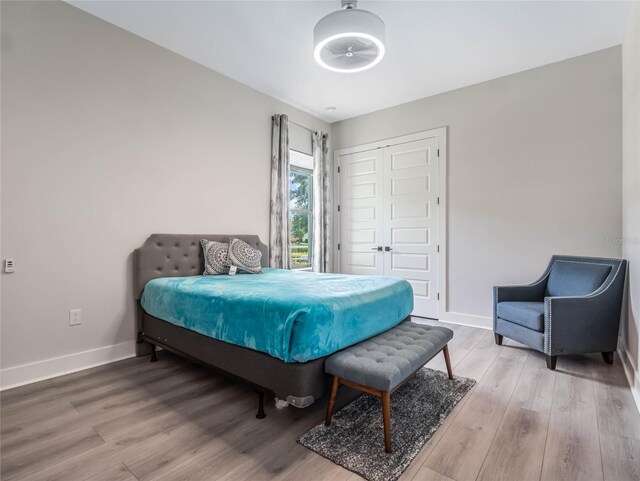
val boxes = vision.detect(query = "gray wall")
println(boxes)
[622,3,640,402]
[0,1,328,381]
[332,47,623,326]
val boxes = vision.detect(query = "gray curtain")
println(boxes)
[270,114,290,269]
[312,131,331,272]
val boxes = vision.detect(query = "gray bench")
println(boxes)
[324,321,454,453]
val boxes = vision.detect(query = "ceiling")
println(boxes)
[67,1,630,123]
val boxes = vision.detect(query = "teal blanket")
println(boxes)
[141,268,413,362]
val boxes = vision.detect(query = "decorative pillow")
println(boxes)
[545,261,611,297]
[200,239,229,275]
[227,237,263,274]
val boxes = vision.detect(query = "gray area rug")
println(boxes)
[298,368,475,481]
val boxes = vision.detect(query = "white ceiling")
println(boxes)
[68,1,630,123]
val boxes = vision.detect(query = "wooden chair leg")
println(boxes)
[602,351,614,365]
[443,344,453,380]
[325,376,340,426]
[545,355,557,370]
[381,391,392,453]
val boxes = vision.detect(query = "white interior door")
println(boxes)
[339,149,384,276]
[382,138,440,319]
[337,134,442,320]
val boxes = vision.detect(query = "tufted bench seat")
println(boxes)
[324,321,454,453]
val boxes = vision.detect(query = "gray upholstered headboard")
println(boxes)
[133,234,269,299]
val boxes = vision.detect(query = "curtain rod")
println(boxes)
[273,115,324,135]
[289,119,316,133]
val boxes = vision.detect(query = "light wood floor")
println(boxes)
[2,321,639,481]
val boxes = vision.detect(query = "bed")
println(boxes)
[134,234,413,412]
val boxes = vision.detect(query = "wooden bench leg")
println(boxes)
[382,391,392,453]
[443,344,453,380]
[325,376,340,426]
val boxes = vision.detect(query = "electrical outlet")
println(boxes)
[69,308,82,326]
[4,259,15,273]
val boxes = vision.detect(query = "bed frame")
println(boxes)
[134,234,331,417]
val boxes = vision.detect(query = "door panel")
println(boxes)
[339,149,384,276]
[392,253,429,270]
[391,201,430,220]
[383,138,439,319]
[391,227,429,245]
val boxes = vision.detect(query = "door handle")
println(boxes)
[384,246,393,251]
[371,246,383,251]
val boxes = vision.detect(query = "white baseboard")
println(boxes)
[0,341,136,391]
[619,347,640,414]
[440,311,493,330]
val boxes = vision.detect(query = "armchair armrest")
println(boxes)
[545,272,625,356]
[494,283,546,304]
[493,279,548,330]
[494,261,551,306]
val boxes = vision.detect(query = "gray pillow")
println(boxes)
[200,239,229,275]
[227,237,262,274]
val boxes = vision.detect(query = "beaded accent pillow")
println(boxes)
[200,239,229,275]
[227,237,263,274]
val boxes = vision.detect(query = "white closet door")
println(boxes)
[339,149,384,276]
[383,138,440,319]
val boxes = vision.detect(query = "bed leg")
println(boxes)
[256,389,266,419]
[150,344,157,362]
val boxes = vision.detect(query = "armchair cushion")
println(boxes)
[545,261,611,297]
[497,301,545,332]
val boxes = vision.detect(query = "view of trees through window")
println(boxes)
[290,168,312,269]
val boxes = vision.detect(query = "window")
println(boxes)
[290,150,313,269]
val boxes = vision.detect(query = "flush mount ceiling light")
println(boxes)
[313,0,386,73]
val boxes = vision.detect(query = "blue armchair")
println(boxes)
[493,255,627,370]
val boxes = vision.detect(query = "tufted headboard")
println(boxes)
[133,234,269,299]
